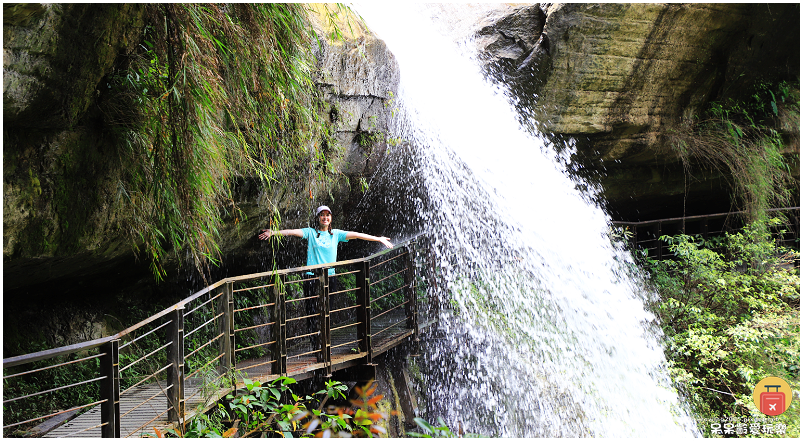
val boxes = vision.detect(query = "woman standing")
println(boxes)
[258,205,393,358]
[258,205,393,269]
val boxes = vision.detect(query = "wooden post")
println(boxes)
[273,276,287,375]
[795,214,800,267]
[218,283,234,374]
[404,244,420,356]
[227,284,235,369]
[320,269,332,375]
[166,307,185,423]
[356,261,372,364]
[656,222,663,260]
[99,340,120,438]
[403,245,416,330]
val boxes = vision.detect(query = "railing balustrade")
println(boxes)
[612,207,800,260]
[3,235,425,438]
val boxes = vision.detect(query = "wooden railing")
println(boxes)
[3,235,427,437]
[611,207,800,260]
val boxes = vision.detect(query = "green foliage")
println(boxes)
[407,417,455,438]
[668,80,800,224]
[2,351,101,437]
[2,303,167,437]
[356,130,384,149]
[315,3,357,43]
[645,221,800,436]
[164,377,393,438]
[172,409,231,438]
[354,115,385,157]
[407,416,481,438]
[359,176,370,193]
[384,91,398,119]
[103,4,343,280]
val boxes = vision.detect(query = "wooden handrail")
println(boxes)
[3,337,115,369]
[612,207,800,227]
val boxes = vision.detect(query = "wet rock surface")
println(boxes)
[3,4,146,128]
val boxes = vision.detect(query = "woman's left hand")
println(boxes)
[378,237,394,249]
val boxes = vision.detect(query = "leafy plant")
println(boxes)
[644,221,800,436]
[407,417,456,438]
[355,129,385,149]
[161,376,395,438]
[103,4,345,280]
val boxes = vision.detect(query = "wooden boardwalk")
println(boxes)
[44,311,412,438]
[5,238,427,438]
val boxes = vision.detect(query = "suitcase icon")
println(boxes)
[760,385,786,416]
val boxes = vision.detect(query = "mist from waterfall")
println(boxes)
[354,4,698,437]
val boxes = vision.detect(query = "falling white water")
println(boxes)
[355,4,698,437]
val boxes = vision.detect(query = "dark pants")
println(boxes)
[303,276,340,361]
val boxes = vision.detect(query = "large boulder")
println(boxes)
[3,4,145,128]
[4,4,146,291]
[474,3,800,219]
[308,4,399,180]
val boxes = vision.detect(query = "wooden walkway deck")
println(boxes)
[44,311,412,438]
[5,238,428,438]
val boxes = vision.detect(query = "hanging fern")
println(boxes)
[103,4,345,280]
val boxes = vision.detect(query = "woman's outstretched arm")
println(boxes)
[259,228,304,240]
[345,231,394,249]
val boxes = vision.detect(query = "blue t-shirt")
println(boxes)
[301,228,349,275]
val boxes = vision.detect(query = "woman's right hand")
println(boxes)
[258,229,273,240]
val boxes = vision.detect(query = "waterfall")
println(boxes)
[354,4,698,437]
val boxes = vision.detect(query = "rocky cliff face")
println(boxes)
[307,5,400,218]
[474,3,800,220]
[2,4,399,351]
